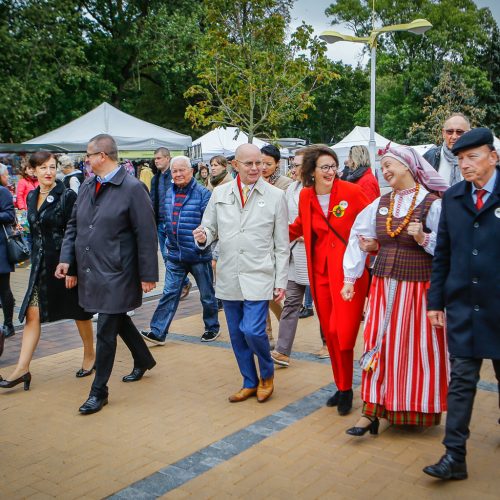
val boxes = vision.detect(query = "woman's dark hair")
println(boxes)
[29,150,54,169]
[261,144,281,163]
[301,145,339,187]
[199,164,209,175]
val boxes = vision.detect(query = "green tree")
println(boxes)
[408,64,486,145]
[184,0,335,142]
[278,60,369,144]
[325,0,497,141]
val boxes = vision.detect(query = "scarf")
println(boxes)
[442,143,461,186]
[343,165,370,183]
[381,146,449,194]
[268,169,282,185]
[210,170,227,187]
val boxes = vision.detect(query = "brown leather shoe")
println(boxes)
[228,387,257,403]
[257,376,274,403]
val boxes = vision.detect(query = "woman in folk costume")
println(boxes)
[341,145,450,436]
[289,145,371,416]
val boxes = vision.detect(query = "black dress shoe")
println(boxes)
[122,361,156,382]
[298,307,314,319]
[423,454,468,480]
[79,396,108,415]
[2,324,15,338]
[337,389,353,416]
[346,417,379,436]
[0,372,31,391]
[76,364,95,378]
[326,390,340,407]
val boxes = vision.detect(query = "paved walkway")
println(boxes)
[1,282,499,498]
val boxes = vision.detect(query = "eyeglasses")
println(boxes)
[317,164,338,172]
[85,151,104,159]
[235,160,262,168]
[444,129,466,136]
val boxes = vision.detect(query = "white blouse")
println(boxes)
[343,186,442,282]
[317,193,330,217]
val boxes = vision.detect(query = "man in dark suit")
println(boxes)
[57,134,159,415]
[424,128,500,480]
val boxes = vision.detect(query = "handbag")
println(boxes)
[2,223,30,264]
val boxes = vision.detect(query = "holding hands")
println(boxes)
[193,225,207,244]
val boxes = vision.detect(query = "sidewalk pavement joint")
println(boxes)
[108,383,337,499]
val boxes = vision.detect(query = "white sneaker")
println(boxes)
[91,314,99,322]
[126,310,135,317]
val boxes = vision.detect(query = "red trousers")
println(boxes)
[313,268,354,392]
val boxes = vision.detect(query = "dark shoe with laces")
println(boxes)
[337,389,353,416]
[140,330,166,346]
[423,454,468,480]
[79,396,108,415]
[201,331,221,342]
[298,307,314,319]
[122,361,156,382]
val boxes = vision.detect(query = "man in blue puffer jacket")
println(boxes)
[140,156,220,344]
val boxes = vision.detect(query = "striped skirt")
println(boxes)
[360,276,449,426]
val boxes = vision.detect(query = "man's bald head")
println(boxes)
[235,143,261,160]
[232,143,263,185]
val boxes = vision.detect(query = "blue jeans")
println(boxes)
[223,300,274,388]
[158,223,189,287]
[304,285,313,309]
[150,259,219,339]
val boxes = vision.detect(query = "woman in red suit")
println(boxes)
[289,145,371,415]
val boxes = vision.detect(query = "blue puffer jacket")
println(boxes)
[165,178,212,263]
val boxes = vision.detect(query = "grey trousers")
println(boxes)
[275,280,306,356]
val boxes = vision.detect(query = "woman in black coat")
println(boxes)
[0,151,94,391]
[0,163,16,356]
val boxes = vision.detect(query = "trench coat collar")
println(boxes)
[450,166,500,215]
[29,180,65,216]
[230,175,267,207]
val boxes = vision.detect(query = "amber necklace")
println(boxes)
[386,183,420,238]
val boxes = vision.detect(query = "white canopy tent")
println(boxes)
[24,102,192,151]
[193,127,268,162]
[412,144,435,157]
[331,126,397,171]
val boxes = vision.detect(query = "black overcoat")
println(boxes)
[428,167,500,359]
[19,181,92,323]
[60,167,158,314]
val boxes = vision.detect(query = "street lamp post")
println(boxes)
[320,18,432,169]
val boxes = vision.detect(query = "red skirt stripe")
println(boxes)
[361,276,449,415]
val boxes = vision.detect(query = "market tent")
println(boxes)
[24,102,192,151]
[331,126,397,169]
[0,144,69,153]
[193,127,268,162]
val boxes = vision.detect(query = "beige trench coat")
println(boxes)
[199,177,289,301]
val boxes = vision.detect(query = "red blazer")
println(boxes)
[355,168,380,203]
[289,179,370,350]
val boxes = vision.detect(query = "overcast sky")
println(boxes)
[290,0,500,66]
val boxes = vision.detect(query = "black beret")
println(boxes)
[451,127,494,155]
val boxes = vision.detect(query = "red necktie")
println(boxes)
[475,189,486,210]
[95,180,102,195]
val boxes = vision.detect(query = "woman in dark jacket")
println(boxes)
[0,163,16,353]
[0,151,94,391]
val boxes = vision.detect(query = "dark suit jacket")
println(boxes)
[428,167,500,359]
[60,167,158,314]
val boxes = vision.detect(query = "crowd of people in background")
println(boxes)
[0,114,499,482]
